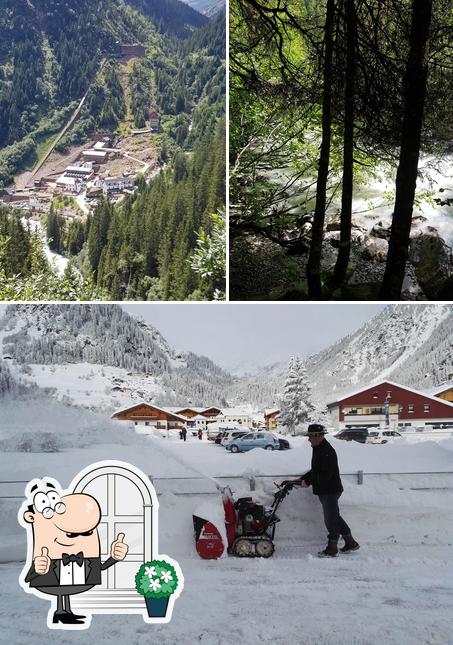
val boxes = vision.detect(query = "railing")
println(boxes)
[2,471,453,499]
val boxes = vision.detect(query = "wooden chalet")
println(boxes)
[433,383,453,403]
[112,402,187,431]
[264,409,281,431]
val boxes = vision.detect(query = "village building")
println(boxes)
[149,109,159,131]
[201,407,223,418]
[173,407,201,419]
[1,188,32,204]
[327,380,453,431]
[432,382,453,403]
[173,407,224,429]
[132,128,152,135]
[118,43,146,58]
[186,415,209,430]
[220,408,252,426]
[112,402,187,432]
[66,163,94,176]
[98,176,135,195]
[81,149,108,163]
[264,408,281,431]
[55,175,83,195]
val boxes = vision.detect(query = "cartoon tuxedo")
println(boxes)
[20,481,128,626]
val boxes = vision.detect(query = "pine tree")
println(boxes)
[279,356,315,435]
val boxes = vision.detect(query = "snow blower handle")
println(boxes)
[274,479,301,490]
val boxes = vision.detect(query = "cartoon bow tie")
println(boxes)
[62,552,84,566]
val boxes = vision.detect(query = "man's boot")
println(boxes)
[340,534,360,553]
[318,539,338,557]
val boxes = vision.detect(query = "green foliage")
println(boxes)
[0,136,37,189]
[86,117,225,300]
[135,560,179,599]
[0,269,104,301]
[0,205,101,300]
[46,205,65,254]
[189,212,226,299]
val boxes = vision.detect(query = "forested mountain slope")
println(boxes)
[0,1,225,301]
[0,304,233,404]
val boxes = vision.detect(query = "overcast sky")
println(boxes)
[122,304,386,371]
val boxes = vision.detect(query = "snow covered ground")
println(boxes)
[1,400,453,644]
[6,361,167,410]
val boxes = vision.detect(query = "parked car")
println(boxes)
[367,430,402,444]
[207,427,221,441]
[335,428,369,444]
[278,438,291,450]
[220,430,249,446]
[225,432,280,453]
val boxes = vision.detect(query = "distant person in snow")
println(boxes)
[198,429,203,440]
[181,427,187,442]
[296,424,359,557]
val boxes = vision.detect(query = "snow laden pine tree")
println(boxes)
[279,356,315,436]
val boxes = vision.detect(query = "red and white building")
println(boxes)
[327,380,453,431]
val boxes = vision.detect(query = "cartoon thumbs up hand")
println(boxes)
[34,546,51,575]
[111,532,128,561]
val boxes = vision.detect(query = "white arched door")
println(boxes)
[71,463,156,612]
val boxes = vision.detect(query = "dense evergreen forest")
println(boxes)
[230,0,453,301]
[0,0,226,300]
[83,117,225,300]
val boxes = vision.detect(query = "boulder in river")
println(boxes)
[361,238,388,262]
[370,222,392,239]
[409,230,453,298]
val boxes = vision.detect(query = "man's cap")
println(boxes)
[304,423,328,436]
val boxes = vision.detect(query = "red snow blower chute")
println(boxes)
[193,480,297,559]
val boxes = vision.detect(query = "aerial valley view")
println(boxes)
[0,0,226,300]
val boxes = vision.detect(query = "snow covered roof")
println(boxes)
[111,401,188,422]
[222,408,252,416]
[326,380,453,409]
[56,176,80,186]
[82,150,108,157]
[264,408,280,417]
[430,382,453,396]
[65,164,93,174]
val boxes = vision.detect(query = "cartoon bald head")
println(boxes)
[23,479,103,559]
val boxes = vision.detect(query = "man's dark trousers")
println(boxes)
[318,493,351,541]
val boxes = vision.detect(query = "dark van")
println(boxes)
[335,428,369,444]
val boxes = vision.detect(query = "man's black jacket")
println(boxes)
[25,556,117,588]
[302,439,343,495]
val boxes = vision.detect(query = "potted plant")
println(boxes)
[135,559,180,618]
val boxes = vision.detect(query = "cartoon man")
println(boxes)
[20,478,129,627]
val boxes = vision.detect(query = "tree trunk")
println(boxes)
[379,0,432,299]
[306,0,335,298]
[333,0,356,289]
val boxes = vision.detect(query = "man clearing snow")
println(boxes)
[296,424,360,557]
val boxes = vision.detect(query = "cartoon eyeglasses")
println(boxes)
[33,491,66,519]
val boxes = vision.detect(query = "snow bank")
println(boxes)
[0,397,139,450]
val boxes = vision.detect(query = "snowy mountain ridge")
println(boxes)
[308,304,453,401]
[1,304,452,411]
[0,305,233,407]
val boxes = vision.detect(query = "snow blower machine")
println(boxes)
[193,480,297,559]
